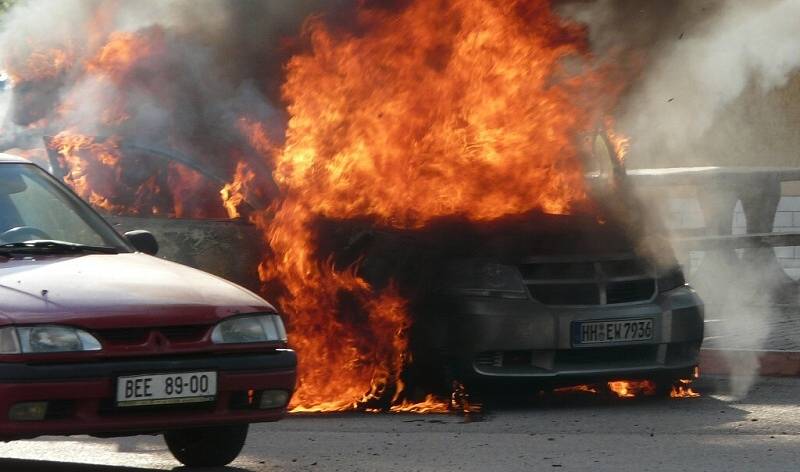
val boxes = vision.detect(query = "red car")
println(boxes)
[0,154,296,467]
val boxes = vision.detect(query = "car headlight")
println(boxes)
[658,266,686,292]
[0,325,102,354]
[211,314,287,344]
[444,260,526,298]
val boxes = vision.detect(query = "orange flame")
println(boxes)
[82,27,167,126]
[49,131,224,218]
[607,380,657,398]
[50,131,126,214]
[554,379,700,400]
[237,117,275,157]
[605,119,630,164]
[276,0,623,227]
[220,161,256,219]
[554,384,599,395]
[670,379,700,398]
[85,29,164,82]
[254,0,626,412]
[5,44,74,83]
[387,395,450,414]
[37,25,229,219]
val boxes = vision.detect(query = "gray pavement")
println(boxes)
[1,376,799,472]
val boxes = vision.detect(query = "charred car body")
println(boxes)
[330,210,703,396]
[425,214,703,392]
[425,138,703,392]
[340,136,705,395]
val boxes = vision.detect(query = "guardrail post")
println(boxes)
[739,175,796,301]
[693,186,741,304]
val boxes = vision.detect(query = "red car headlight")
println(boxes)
[0,325,102,354]
[0,327,20,354]
[211,314,287,344]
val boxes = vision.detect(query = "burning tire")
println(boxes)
[164,424,249,467]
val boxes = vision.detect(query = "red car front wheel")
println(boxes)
[164,424,249,467]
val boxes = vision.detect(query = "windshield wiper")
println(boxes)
[0,240,120,255]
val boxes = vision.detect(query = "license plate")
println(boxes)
[116,371,217,407]
[574,319,653,345]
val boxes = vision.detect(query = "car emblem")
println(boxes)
[153,332,167,350]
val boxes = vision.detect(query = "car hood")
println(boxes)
[0,253,274,329]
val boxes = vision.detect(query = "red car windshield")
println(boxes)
[0,163,131,251]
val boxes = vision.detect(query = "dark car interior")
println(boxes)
[0,164,124,248]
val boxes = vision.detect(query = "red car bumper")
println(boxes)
[0,350,296,441]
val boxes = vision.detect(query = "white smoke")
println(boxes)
[620,0,800,162]
[0,0,352,166]
[581,0,800,397]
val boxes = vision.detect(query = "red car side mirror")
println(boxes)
[124,230,159,256]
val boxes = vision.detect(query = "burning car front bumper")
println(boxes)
[0,350,296,441]
[445,286,703,386]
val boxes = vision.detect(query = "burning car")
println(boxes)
[427,138,703,394]
[338,134,706,397]
[0,154,296,467]
[425,218,703,395]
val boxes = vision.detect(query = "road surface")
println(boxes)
[1,376,798,471]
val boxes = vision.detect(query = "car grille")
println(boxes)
[95,325,211,346]
[159,325,210,342]
[606,279,656,304]
[96,328,150,344]
[519,256,656,306]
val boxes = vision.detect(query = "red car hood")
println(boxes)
[0,253,274,329]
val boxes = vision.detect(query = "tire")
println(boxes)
[164,424,249,467]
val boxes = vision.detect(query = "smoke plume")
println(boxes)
[0,0,352,173]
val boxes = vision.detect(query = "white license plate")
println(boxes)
[116,371,217,407]
[574,319,653,345]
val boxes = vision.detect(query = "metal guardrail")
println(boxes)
[673,232,800,251]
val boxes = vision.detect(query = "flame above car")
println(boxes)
[258,0,627,411]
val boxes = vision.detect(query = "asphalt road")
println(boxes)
[1,376,798,472]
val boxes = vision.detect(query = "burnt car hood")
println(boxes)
[0,253,274,328]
